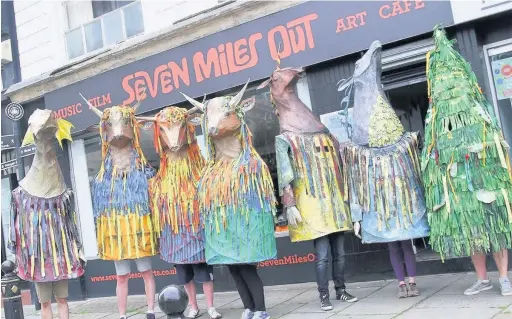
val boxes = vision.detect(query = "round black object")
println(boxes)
[1,260,15,275]
[158,285,189,316]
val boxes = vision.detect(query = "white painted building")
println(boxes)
[13,0,227,81]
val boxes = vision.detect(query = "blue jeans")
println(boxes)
[313,231,346,294]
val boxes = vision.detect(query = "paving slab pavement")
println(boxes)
[3,272,511,318]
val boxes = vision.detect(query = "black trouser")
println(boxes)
[313,231,346,295]
[227,264,266,311]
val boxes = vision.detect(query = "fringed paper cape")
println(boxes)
[198,124,277,265]
[9,188,84,282]
[276,132,352,242]
[92,149,157,260]
[151,144,206,264]
[421,27,512,258]
[340,133,429,243]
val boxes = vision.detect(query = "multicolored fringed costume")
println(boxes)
[92,106,157,261]
[150,107,206,264]
[197,97,277,265]
[276,133,352,242]
[9,109,84,282]
[258,61,351,242]
[421,27,512,259]
[338,40,429,244]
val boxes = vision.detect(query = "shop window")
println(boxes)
[64,1,144,60]
[484,39,512,154]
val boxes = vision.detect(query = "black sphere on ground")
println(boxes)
[1,260,15,274]
[158,285,189,316]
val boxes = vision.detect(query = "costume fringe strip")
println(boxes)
[421,27,512,259]
[9,188,84,281]
[340,133,424,231]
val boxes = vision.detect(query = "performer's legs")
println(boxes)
[493,249,511,296]
[471,252,488,280]
[465,252,493,295]
[114,260,131,318]
[135,257,155,315]
[329,232,357,302]
[328,232,346,290]
[493,249,509,278]
[228,265,255,311]
[239,264,266,312]
[313,235,330,295]
[176,264,198,312]
[35,282,54,319]
[387,241,406,284]
[193,264,221,317]
[53,281,70,319]
[399,240,417,282]
[399,240,419,297]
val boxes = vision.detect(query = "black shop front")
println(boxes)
[42,1,458,298]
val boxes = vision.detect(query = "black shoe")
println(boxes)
[320,294,333,311]
[146,313,156,319]
[336,289,358,303]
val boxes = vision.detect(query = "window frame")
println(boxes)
[64,0,143,61]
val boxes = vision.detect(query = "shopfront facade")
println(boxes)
[4,0,512,299]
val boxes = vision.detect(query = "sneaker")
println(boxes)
[146,314,156,319]
[208,307,222,319]
[185,308,200,319]
[320,294,333,311]
[253,311,270,319]
[499,278,512,296]
[336,289,358,302]
[397,284,408,298]
[464,279,493,296]
[408,283,420,297]
[241,309,254,319]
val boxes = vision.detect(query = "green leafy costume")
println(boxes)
[422,26,512,259]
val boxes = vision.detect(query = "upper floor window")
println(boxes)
[64,1,144,60]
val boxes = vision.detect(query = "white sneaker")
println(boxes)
[185,308,200,319]
[208,307,222,319]
[499,278,512,296]
[464,279,493,295]
[241,309,254,319]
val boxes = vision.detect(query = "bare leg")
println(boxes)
[142,269,155,311]
[203,281,215,308]
[56,298,69,319]
[471,252,488,280]
[116,274,130,317]
[184,281,198,310]
[493,249,509,278]
[41,301,53,319]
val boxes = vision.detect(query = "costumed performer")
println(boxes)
[82,94,158,319]
[182,80,277,319]
[258,55,357,311]
[337,40,429,298]
[141,106,222,319]
[422,26,512,296]
[9,109,85,319]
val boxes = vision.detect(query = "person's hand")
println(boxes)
[353,221,361,239]
[287,206,303,228]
